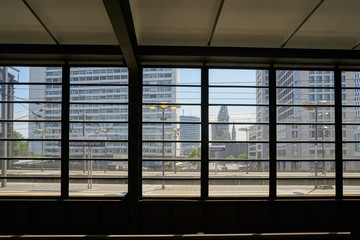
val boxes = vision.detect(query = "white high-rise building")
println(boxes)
[28,67,179,160]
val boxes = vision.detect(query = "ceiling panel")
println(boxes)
[0,0,54,44]
[130,0,221,46]
[26,0,118,45]
[212,0,320,48]
[286,0,360,49]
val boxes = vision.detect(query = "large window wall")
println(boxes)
[0,65,359,198]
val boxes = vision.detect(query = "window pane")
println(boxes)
[142,180,200,197]
[343,179,360,196]
[209,69,268,86]
[277,179,335,197]
[277,161,335,178]
[69,179,127,197]
[210,106,267,123]
[209,143,269,160]
[209,180,269,197]
[0,179,60,196]
[7,160,61,176]
[277,124,334,141]
[210,124,268,141]
[143,68,200,85]
[69,160,127,178]
[277,106,335,123]
[142,142,200,160]
[277,143,335,160]
[0,140,60,158]
[142,161,200,178]
[276,88,334,105]
[276,70,334,87]
[69,123,128,140]
[342,107,360,123]
[70,67,128,85]
[69,142,128,159]
[209,161,269,178]
[70,86,128,103]
[143,123,200,141]
[70,104,127,122]
[209,87,267,104]
[143,86,200,104]
[143,105,200,122]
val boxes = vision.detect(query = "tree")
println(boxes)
[226,155,235,159]
[13,131,28,157]
[187,146,200,159]
[237,153,248,159]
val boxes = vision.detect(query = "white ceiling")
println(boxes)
[1,0,360,50]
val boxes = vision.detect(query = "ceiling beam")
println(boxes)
[22,0,59,45]
[0,44,122,55]
[138,46,360,60]
[281,0,325,48]
[102,0,138,71]
[207,0,225,46]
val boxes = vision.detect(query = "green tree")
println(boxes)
[237,153,248,159]
[226,155,235,159]
[13,131,28,157]
[187,146,200,159]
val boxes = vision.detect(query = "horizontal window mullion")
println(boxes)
[142,177,200,181]
[0,157,61,160]
[143,84,200,87]
[70,84,128,87]
[0,82,62,85]
[142,159,200,161]
[209,159,268,161]
[69,102,128,105]
[0,101,62,104]
[209,103,269,106]
[142,140,200,143]
[0,176,60,179]
[209,140,269,143]
[69,177,128,180]
[0,120,61,123]
[69,139,128,142]
[209,85,268,88]
[142,103,200,106]
[0,139,61,141]
[142,121,200,124]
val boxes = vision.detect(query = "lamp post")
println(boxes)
[98,128,112,173]
[170,127,183,174]
[239,127,255,174]
[34,128,50,172]
[302,100,329,177]
[147,103,180,189]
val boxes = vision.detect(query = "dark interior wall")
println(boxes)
[0,200,359,235]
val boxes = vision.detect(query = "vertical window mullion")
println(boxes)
[61,63,70,198]
[128,67,142,199]
[201,67,209,199]
[269,66,277,199]
[334,66,343,198]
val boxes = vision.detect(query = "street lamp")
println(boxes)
[239,127,255,174]
[34,128,50,172]
[170,127,183,174]
[301,100,330,189]
[147,103,180,189]
[98,128,112,173]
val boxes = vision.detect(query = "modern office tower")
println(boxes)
[0,67,18,187]
[28,67,179,160]
[179,115,200,154]
[256,70,360,171]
